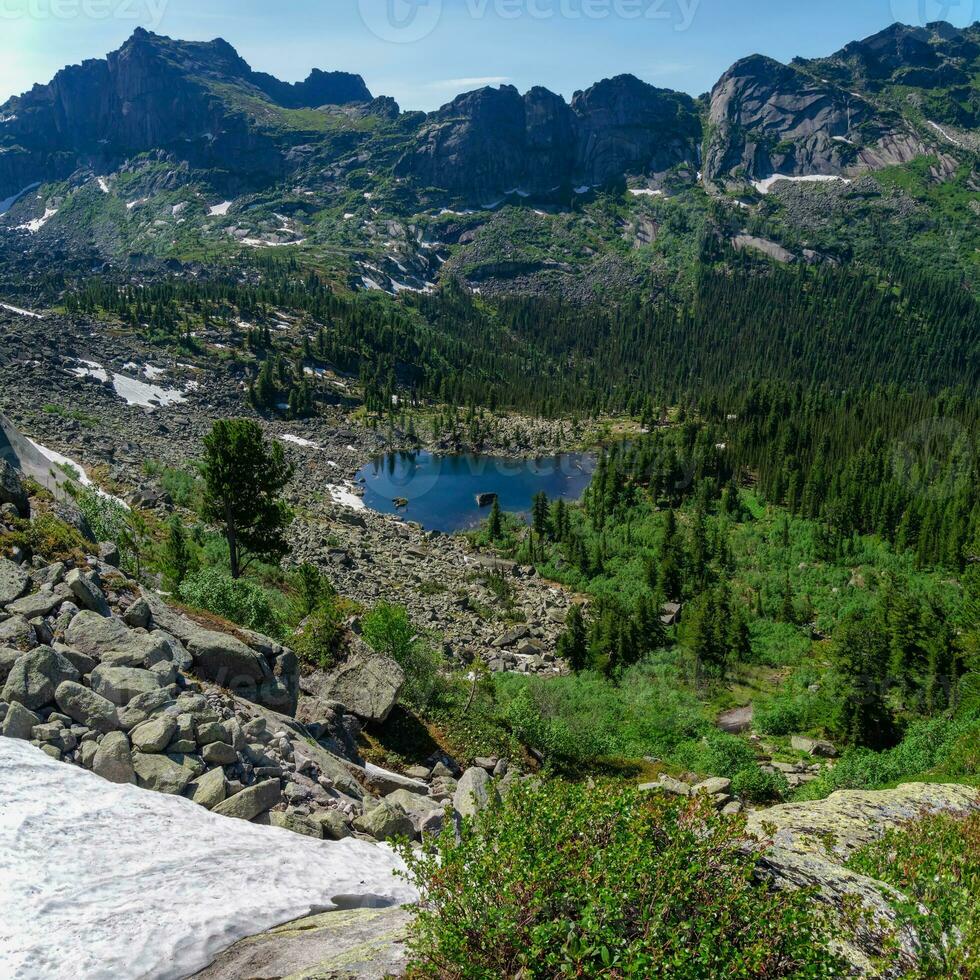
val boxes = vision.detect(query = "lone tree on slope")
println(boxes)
[202,419,294,579]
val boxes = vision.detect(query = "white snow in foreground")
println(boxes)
[0,182,40,215]
[326,483,366,511]
[0,302,43,319]
[72,359,189,408]
[0,740,416,980]
[927,120,963,147]
[208,200,232,216]
[752,174,851,195]
[629,188,664,197]
[280,433,322,450]
[16,207,57,233]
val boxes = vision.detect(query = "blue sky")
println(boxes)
[2,0,978,109]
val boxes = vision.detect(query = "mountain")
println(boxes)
[0,22,976,300]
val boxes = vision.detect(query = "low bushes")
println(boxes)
[178,566,287,638]
[400,779,841,978]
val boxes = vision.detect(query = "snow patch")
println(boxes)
[927,120,963,147]
[71,359,189,408]
[0,739,415,980]
[0,302,43,319]
[752,174,851,195]
[208,200,232,216]
[96,177,110,194]
[16,207,57,233]
[280,434,322,450]
[25,438,128,508]
[629,188,664,197]
[326,483,366,511]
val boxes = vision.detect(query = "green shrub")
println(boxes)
[362,603,442,711]
[399,779,841,978]
[674,730,760,780]
[731,766,789,803]
[290,596,350,670]
[179,567,285,638]
[3,513,90,561]
[755,694,811,736]
[847,812,980,977]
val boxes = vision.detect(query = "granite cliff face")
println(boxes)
[396,74,701,199]
[0,29,373,195]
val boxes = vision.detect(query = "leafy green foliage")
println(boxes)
[178,566,287,638]
[362,603,442,711]
[201,418,294,579]
[848,812,980,977]
[399,780,841,978]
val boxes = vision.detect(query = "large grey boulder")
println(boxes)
[745,782,980,975]
[1,700,40,739]
[90,664,166,706]
[0,615,35,648]
[6,589,67,619]
[212,779,282,821]
[185,767,227,810]
[131,752,196,795]
[0,557,29,606]
[299,643,404,724]
[93,731,136,784]
[117,688,175,730]
[453,766,495,820]
[65,611,170,664]
[130,715,178,753]
[191,906,413,980]
[55,680,120,733]
[353,802,415,841]
[0,646,22,684]
[0,458,28,516]
[186,629,271,692]
[65,568,111,616]
[2,646,79,710]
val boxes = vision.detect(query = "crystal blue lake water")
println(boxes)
[355,451,597,533]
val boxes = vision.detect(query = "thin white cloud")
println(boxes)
[426,75,511,90]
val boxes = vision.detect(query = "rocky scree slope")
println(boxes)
[0,456,517,851]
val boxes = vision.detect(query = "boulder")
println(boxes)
[299,644,404,724]
[6,589,67,619]
[0,615,35,648]
[0,646,23,684]
[0,557,29,606]
[262,810,323,838]
[313,809,352,841]
[185,767,227,810]
[363,762,429,797]
[132,751,195,795]
[65,569,111,617]
[2,646,80,710]
[93,731,136,784]
[353,802,415,841]
[212,778,283,821]
[130,715,178,753]
[745,782,980,974]
[191,906,413,980]
[790,736,838,758]
[54,680,120,733]
[186,630,274,698]
[1,700,40,739]
[453,766,494,820]
[694,777,732,796]
[118,689,176,730]
[90,665,166,706]
[0,459,28,516]
[202,741,238,766]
